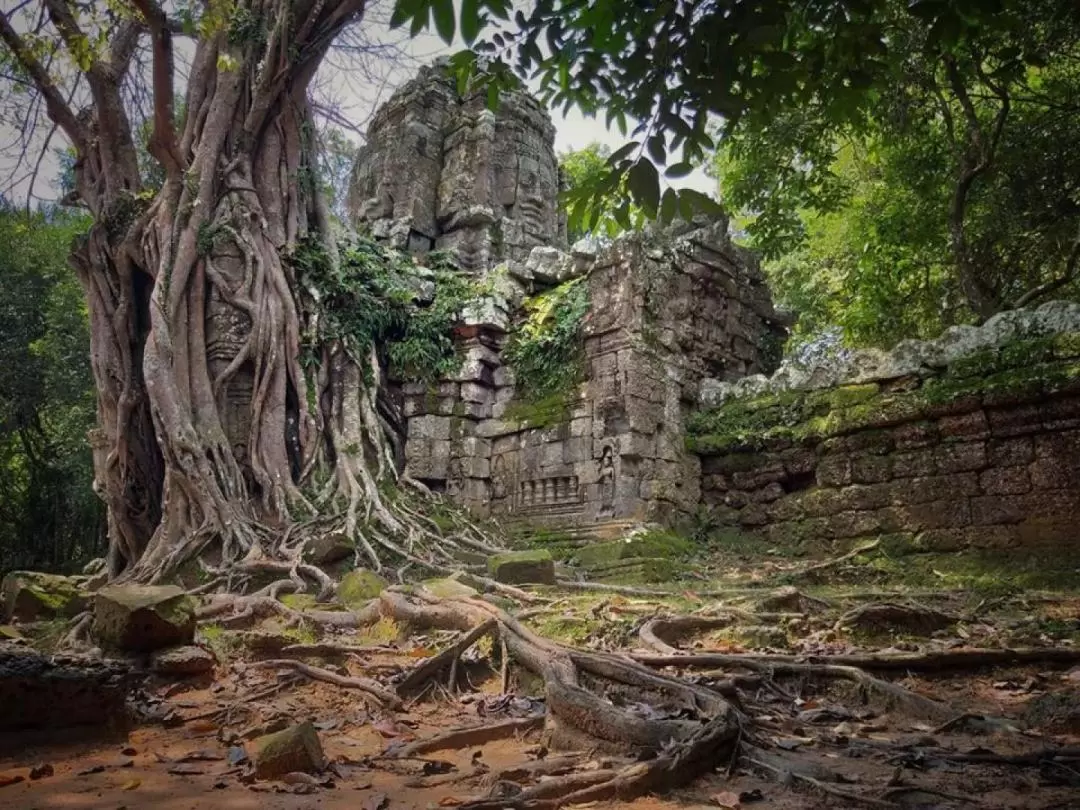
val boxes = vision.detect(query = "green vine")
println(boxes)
[290,235,478,383]
[503,277,590,408]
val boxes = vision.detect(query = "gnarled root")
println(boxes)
[376,589,743,809]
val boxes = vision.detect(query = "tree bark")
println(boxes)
[0,0,449,583]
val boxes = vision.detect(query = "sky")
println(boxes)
[0,1,716,206]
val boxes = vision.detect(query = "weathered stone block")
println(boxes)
[988,404,1042,437]
[253,722,325,780]
[93,585,195,652]
[851,454,892,484]
[460,382,494,404]
[938,409,989,440]
[987,436,1034,467]
[935,441,987,473]
[563,437,592,464]
[487,550,555,585]
[896,498,972,530]
[150,646,214,677]
[1,572,88,623]
[890,449,937,478]
[410,415,451,441]
[815,455,852,487]
[459,456,490,478]
[979,467,1031,495]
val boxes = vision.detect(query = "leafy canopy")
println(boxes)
[389,0,1045,237]
[714,0,1080,342]
[558,142,641,240]
[0,207,102,574]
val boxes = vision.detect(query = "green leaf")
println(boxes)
[432,0,455,44]
[659,188,678,223]
[461,0,481,46]
[607,142,639,165]
[627,159,660,216]
[665,161,693,179]
[409,3,430,37]
[647,134,666,164]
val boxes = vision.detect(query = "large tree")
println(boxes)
[0,0,494,585]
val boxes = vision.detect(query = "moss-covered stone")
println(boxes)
[421,577,478,598]
[92,585,195,652]
[279,593,326,612]
[253,721,325,779]
[1,571,88,622]
[575,530,693,568]
[337,569,387,608]
[687,337,1080,456]
[302,533,356,566]
[487,549,555,585]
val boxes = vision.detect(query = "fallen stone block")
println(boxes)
[150,645,214,677]
[487,550,556,585]
[253,721,325,779]
[1,571,88,622]
[0,644,132,734]
[93,585,195,652]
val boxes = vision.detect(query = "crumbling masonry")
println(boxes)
[348,66,786,532]
[350,66,1080,553]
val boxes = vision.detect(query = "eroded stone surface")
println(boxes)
[150,645,214,677]
[1,571,88,622]
[93,585,195,652]
[252,721,325,779]
[0,643,132,733]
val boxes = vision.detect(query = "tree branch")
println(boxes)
[0,10,85,149]
[1012,226,1080,309]
[131,0,185,178]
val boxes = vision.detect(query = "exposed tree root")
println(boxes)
[784,538,881,583]
[397,619,497,696]
[247,659,401,709]
[398,716,545,757]
[633,646,1080,672]
[376,588,743,808]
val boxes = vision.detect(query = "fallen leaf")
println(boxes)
[76,765,106,776]
[362,790,389,810]
[407,646,434,658]
[438,798,463,807]
[373,719,402,738]
[712,790,741,808]
[120,747,138,756]
[121,779,141,790]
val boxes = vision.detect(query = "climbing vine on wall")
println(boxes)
[291,236,477,382]
[504,277,590,404]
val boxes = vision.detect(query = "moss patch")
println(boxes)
[575,529,694,568]
[337,569,388,608]
[687,334,1080,454]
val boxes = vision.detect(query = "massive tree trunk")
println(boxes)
[1,0,451,583]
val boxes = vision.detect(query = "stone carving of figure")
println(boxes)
[598,445,615,516]
[492,456,507,500]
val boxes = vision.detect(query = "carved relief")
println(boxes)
[598,445,616,517]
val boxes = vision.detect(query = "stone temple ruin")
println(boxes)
[348,66,787,534]
[351,66,1080,554]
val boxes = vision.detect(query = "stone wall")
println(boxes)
[401,221,785,527]
[691,304,1080,553]
[350,65,786,530]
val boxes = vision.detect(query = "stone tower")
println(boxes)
[349,66,787,532]
[347,64,565,274]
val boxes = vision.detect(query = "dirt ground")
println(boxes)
[3,551,1080,810]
